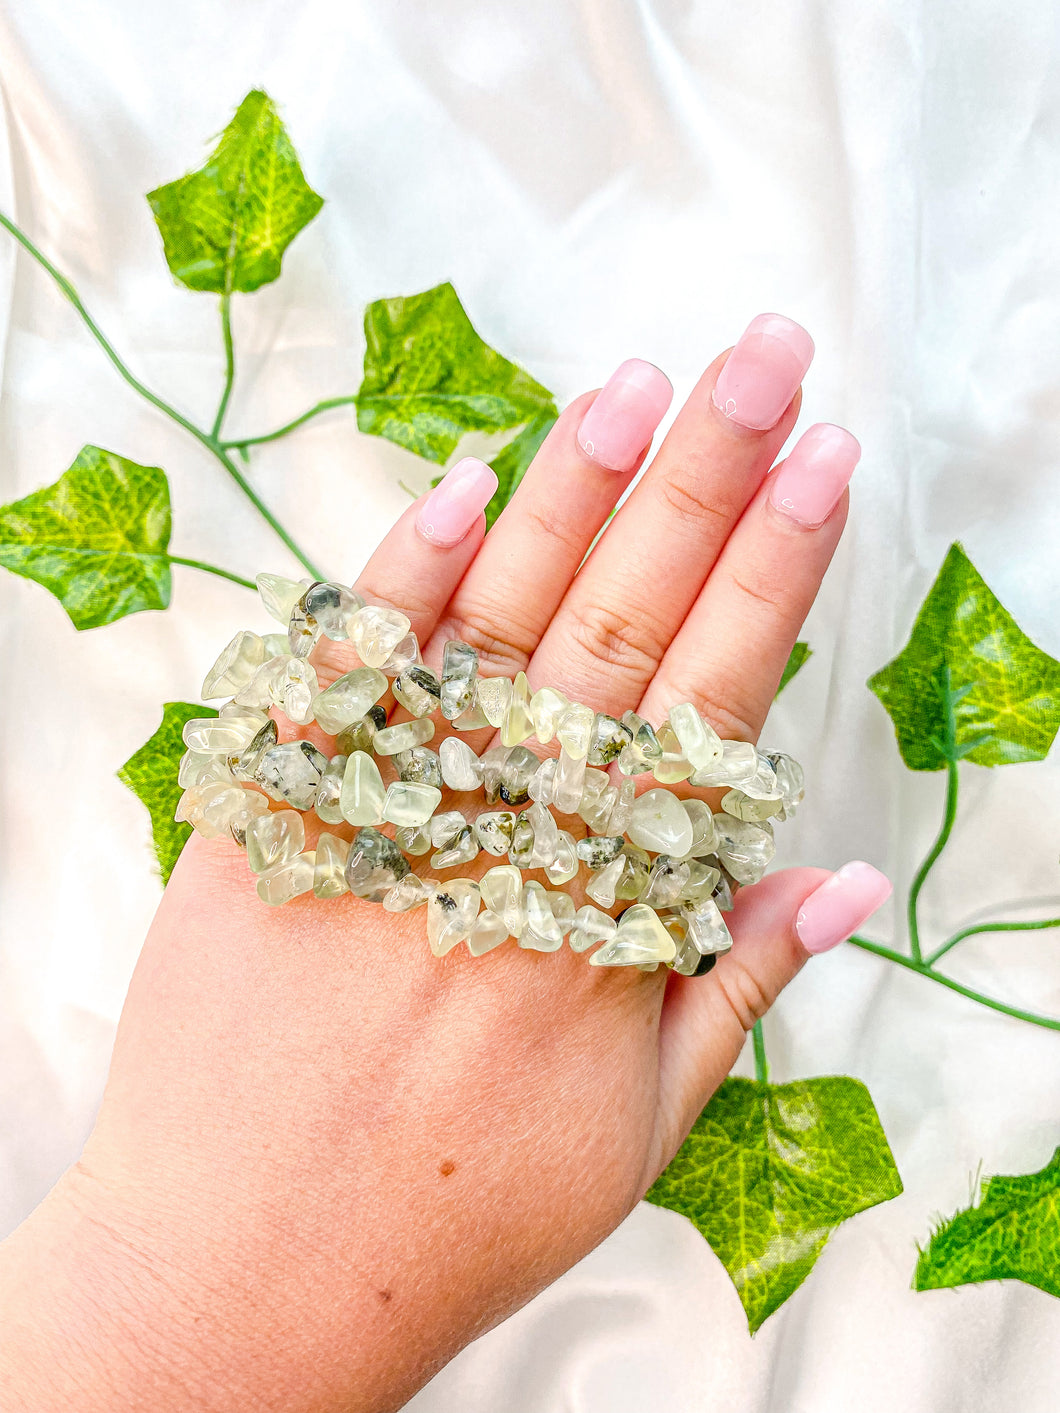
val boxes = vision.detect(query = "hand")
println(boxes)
[0,316,890,1413]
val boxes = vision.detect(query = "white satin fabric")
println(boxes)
[2,2,1059,1408]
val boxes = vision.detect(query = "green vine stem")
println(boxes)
[752,1020,769,1083]
[168,556,256,591]
[222,395,358,450]
[211,292,236,438]
[906,752,959,964]
[925,915,1060,967]
[0,212,325,581]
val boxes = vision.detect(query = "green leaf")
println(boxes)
[868,543,1060,770]
[147,90,323,294]
[357,282,557,464]
[0,446,171,629]
[915,1148,1060,1298]
[485,411,558,528]
[777,641,811,696]
[647,1076,902,1333]
[118,702,216,884]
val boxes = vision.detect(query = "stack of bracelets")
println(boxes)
[176,574,805,976]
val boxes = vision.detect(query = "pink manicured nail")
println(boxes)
[711,313,815,431]
[796,862,893,955]
[415,457,498,547]
[768,423,861,528]
[576,358,673,472]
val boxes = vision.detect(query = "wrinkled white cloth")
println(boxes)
[2,2,1059,1408]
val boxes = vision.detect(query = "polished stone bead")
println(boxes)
[569,904,618,953]
[652,721,694,784]
[669,703,723,771]
[519,881,563,951]
[680,860,721,903]
[579,784,617,835]
[628,788,694,856]
[225,791,271,848]
[721,789,783,823]
[689,739,758,790]
[257,852,315,906]
[383,781,442,827]
[380,631,422,678]
[256,741,330,808]
[230,720,279,783]
[256,572,308,625]
[313,667,388,735]
[681,896,733,955]
[556,701,594,758]
[453,700,490,730]
[439,737,482,791]
[552,748,587,814]
[262,632,289,659]
[395,823,433,855]
[344,826,411,901]
[607,778,636,837]
[617,712,663,776]
[182,713,262,754]
[502,671,535,747]
[544,831,578,885]
[576,835,624,869]
[335,706,387,756]
[475,811,516,856]
[440,640,478,720]
[670,927,706,977]
[393,665,441,718]
[467,909,509,956]
[579,767,610,802]
[178,749,225,788]
[431,825,479,870]
[550,889,576,935]
[175,782,229,836]
[530,686,569,743]
[680,799,717,858]
[427,878,480,956]
[527,801,560,868]
[202,630,266,700]
[373,718,435,755]
[287,593,321,658]
[479,744,511,804]
[591,904,676,967]
[479,864,525,937]
[314,832,351,898]
[615,844,652,901]
[641,856,691,908]
[713,871,736,912]
[500,745,540,806]
[588,713,632,767]
[713,812,775,885]
[305,580,364,641]
[508,816,536,867]
[395,746,443,789]
[347,605,413,669]
[314,754,349,824]
[476,675,513,728]
[383,873,435,912]
[430,810,467,849]
[232,657,286,710]
[766,752,805,813]
[339,751,385,826]
[246,809,305,875]
[199,784,262,836]
[526,756,557,805]
[585,854,625,908]
[278,659,319,725]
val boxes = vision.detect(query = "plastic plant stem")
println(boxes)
[924,915,1060,968]
[211,291,235,438]
[168,556,256,591]
[222,395,359,450]
[846,934,1060,1032]
[0,212,325,581]
[752,1020,769,1084]
[906,753,960,964]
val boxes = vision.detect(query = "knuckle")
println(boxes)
[356,579,437,627]
[658,672,760,743]
[712,956,772,1033]
[567,599,667,686]
[435,603,536,676]
[654,468,735,532]
[518,501,587,562]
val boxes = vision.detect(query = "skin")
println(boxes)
[0,345,850,1413]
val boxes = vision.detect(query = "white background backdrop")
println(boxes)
[2,2,1059,1408]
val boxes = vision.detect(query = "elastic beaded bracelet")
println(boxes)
[176,574,805,975]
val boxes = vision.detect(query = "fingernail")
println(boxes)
[768,423,861,528]
[796,862,892,955]
[415,457,498,547]
[711,313,814,431]
[576,358,673,472]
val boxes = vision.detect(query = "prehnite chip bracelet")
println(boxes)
[175,574,805,975]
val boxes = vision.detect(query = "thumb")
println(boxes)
[650,862,892,1176]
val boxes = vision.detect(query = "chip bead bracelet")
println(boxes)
[175,574,806,974]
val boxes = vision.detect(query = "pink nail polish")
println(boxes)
[711,313,815,431]
[415,457,498,547]
[576,359,673,472]
[768,423,861,528]
[796,862,893,955]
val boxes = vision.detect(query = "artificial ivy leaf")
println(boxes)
[915,1147,1060,1298]
[118,701,216,885]
[486,411,558,527]
[647,1076,902,1333]
[147,90,323,294]
[777,641,811,696]
[0,446,171,629]
[357,282,557,464]
[868,543,1060,770]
